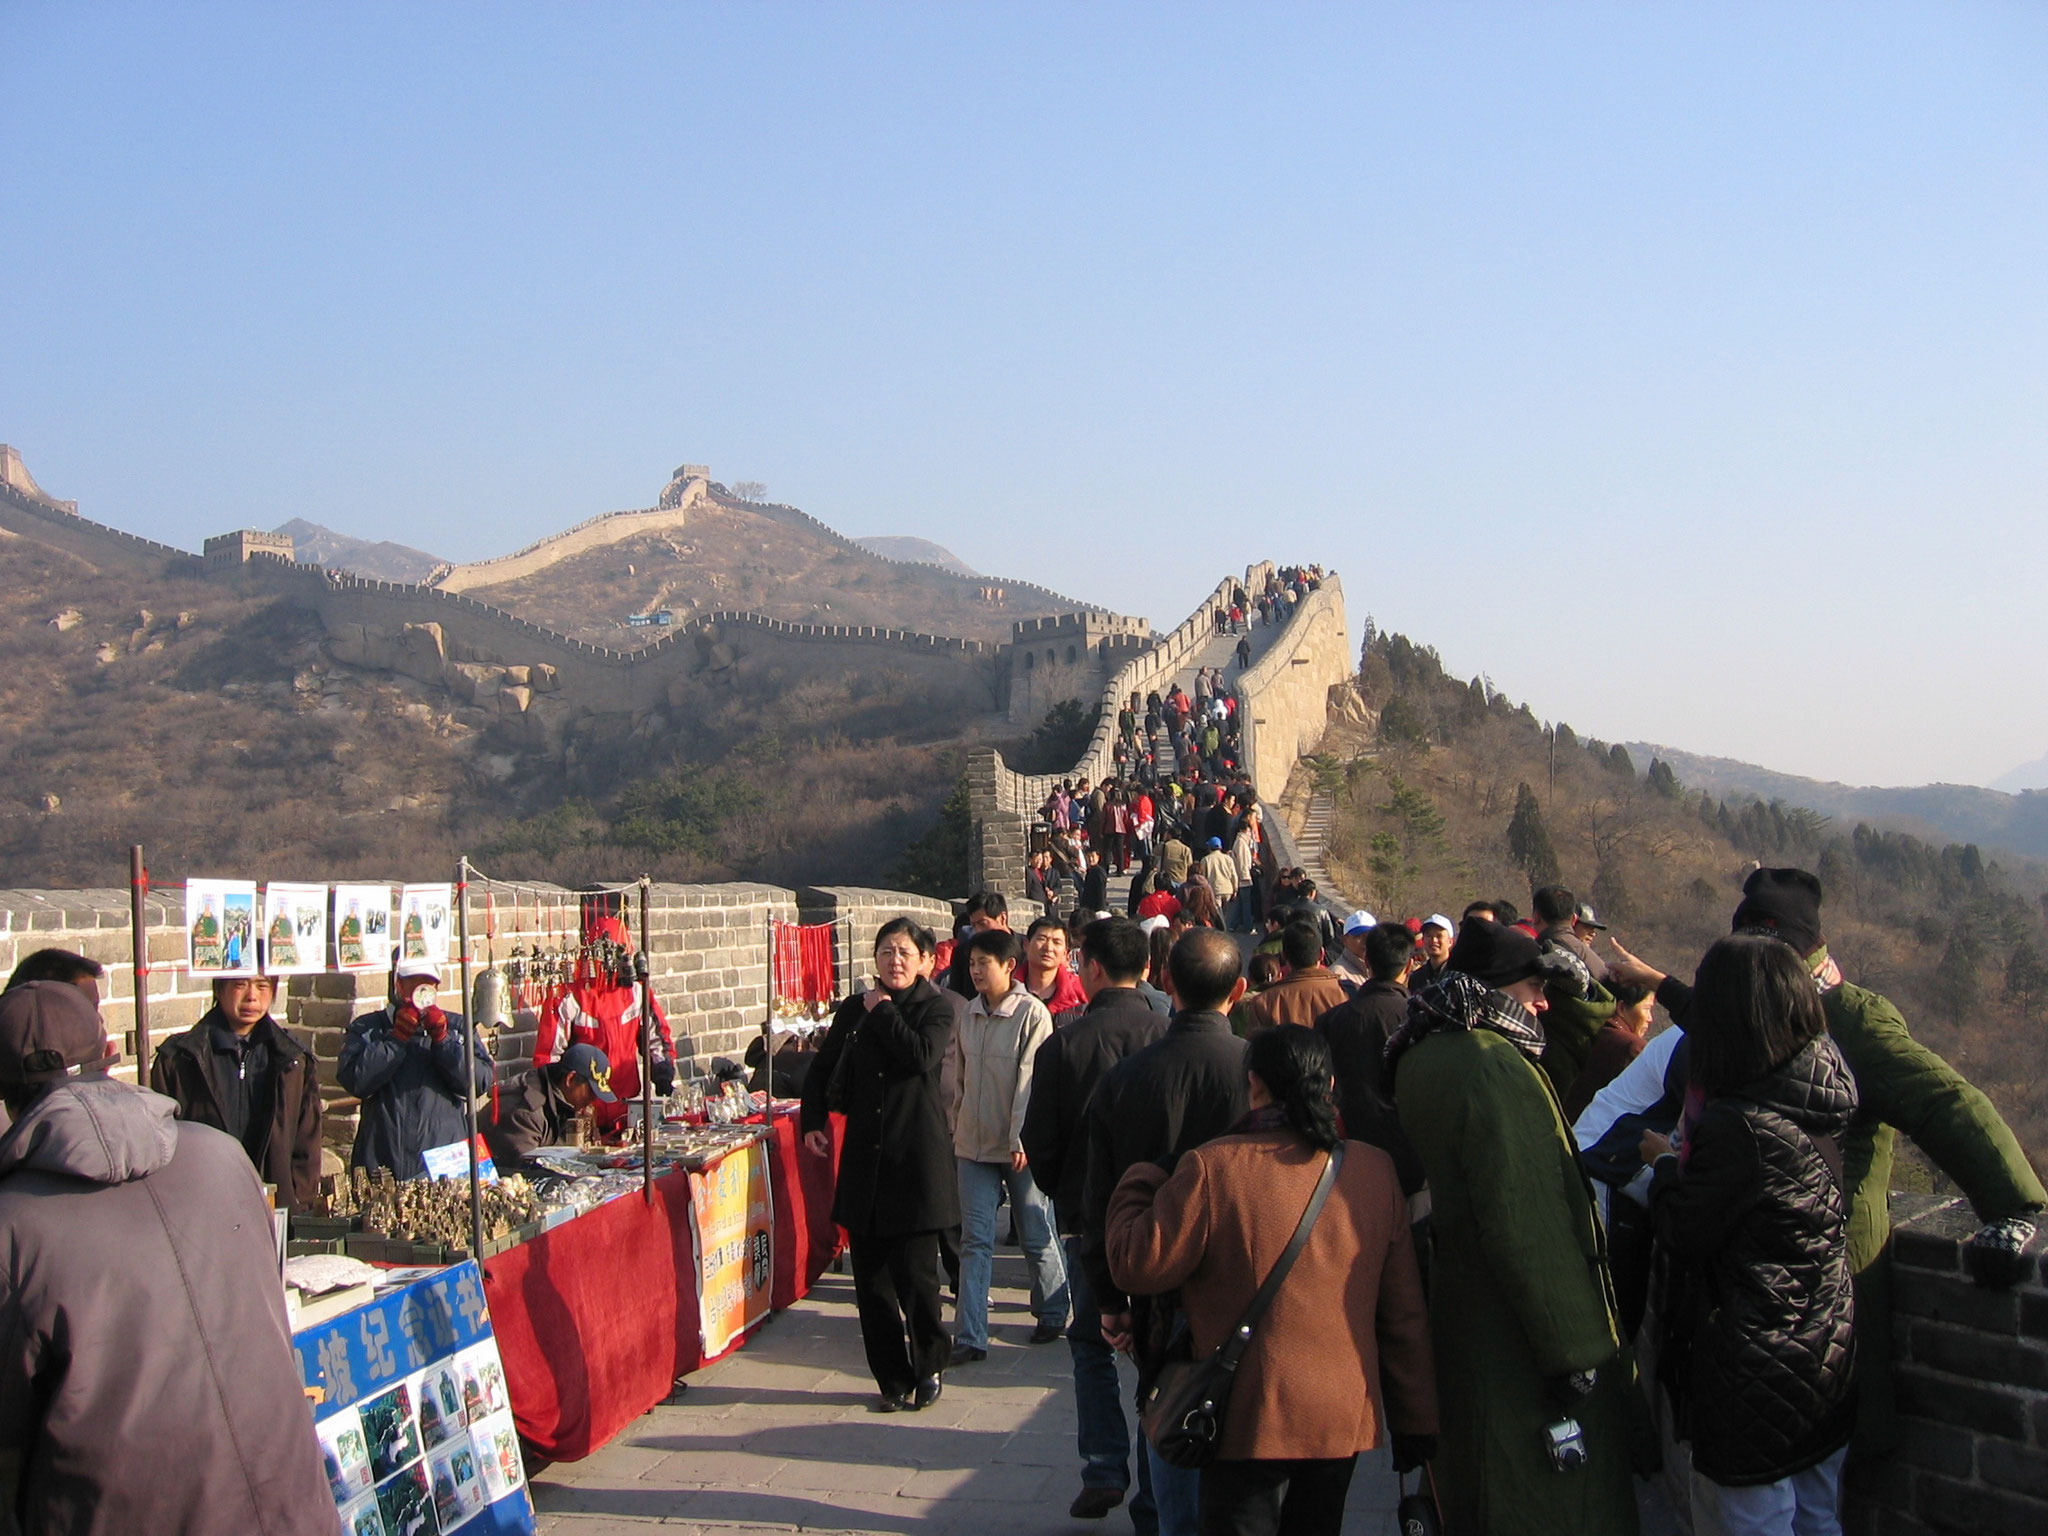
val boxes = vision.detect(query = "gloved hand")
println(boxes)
[652,1060,676,1097]
[1390,1432,1438,1474]
[1966,1214,2038,1289]
[390,1004,422,1043]
[421,1005,449,1043]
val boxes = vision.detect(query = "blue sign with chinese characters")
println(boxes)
[297,1261,536,1536]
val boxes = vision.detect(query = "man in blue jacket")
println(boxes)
[339,957,494,1179]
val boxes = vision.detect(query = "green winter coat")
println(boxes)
[1395,1027,1641,1536]
[1822,981,2045,1273]
[1537,979,1616,1102]
[1823,980,2046,1450]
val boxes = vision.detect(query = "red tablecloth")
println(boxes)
[483,1107,843,1461]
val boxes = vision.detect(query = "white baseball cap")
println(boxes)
[395,957,443,981]
[1343,910,1377,936]
[1421,913,1456,935]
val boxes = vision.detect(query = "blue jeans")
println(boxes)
[955,1159,1068,1350]
[1146,1443,1201,1536]
[1692,1445,1846,1536]
[1063,1233,1153,1517]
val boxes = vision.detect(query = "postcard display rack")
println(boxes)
[297,1260,537,1536]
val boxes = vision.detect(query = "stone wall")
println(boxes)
[431,480,710,592]
[969,560,1305,899]
[1234,574,1352,805]
[1844,1194,2048,1535]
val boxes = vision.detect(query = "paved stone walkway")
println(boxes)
[530,1252,1405,1534]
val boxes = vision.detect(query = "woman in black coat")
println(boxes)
[1643,934,1859,1536]
[800,918,959,1412]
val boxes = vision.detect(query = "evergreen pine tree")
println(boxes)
[1506,782,1563,889]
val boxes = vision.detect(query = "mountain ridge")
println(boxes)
[1626,742,2048,861]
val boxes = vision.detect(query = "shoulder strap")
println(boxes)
[1214,1142,1344,1374]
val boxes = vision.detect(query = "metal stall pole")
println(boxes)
[637,877,654,1205]
[457,857,483,1264]
[763,915,774,1105]
[128,846,151,1076]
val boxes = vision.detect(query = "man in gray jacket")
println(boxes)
[0,980,333,1534]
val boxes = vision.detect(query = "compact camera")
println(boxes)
[1542,1416,1588,1472]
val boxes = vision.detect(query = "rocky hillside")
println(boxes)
[1306,626,2048,1169]
[460,495,1062,646]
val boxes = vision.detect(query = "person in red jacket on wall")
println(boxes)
[531,916,677,1132]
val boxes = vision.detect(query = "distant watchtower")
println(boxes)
[1006,612,1152,726]
[203,529,296,566]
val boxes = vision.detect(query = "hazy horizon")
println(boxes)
[6,4,2044,790]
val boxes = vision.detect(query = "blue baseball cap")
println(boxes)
[558,1043,618,1102]
[1207,837,1223,850]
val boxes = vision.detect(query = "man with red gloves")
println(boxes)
[531,916,677,1135]
[339,957,496,1179]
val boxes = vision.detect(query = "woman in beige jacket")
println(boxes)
[1107,1025,1438,1536]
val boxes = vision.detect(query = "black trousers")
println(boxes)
[1198,1456,1356,1536]
[847,1227,949,1395]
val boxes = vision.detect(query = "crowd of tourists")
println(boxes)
[799,866,2045,1536]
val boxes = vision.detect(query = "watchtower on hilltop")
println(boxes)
[1007,611,1151,726]
[203,529,296,566]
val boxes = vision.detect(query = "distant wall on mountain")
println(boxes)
[430,476,712,592]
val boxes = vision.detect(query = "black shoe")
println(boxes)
[948,1342,987,1366]
[912,1374,942,1409]
[1028,1321,1065,1345]
[1069,1486,1124,1519]
[872,1390,914,1413]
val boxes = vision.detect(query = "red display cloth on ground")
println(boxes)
[759,1105,845,1308]
[483,1167,703,1462]
[485,1113,845,1462]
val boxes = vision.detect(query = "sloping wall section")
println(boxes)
[1235,575,1350,805]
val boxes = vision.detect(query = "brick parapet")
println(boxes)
[1840,1194,2048,1535]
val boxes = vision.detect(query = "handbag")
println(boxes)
[1139,1142,1344,1468]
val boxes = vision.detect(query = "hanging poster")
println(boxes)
[398,885,454,967]
[262,882,328,976]
[335,885,395,973]
[294,1262,534,1535]
[186,879,260,978]
[688,1135,775,1358]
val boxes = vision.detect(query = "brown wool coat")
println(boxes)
[1106,1129,1438,1462]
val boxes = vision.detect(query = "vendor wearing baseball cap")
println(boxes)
[484,1043,617,1169]
[336,956,495,1180]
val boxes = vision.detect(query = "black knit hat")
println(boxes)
[1730,866,1824,955]
[1447,917,1544,989]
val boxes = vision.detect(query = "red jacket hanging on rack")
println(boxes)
[531,920,678,1131]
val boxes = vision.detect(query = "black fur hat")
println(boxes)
[1730,867,1824,955]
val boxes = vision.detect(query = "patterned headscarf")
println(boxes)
[1384,970,1547,1073]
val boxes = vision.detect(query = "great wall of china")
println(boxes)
[3,449,2041,1529]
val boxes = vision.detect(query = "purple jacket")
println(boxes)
[0,1079,334,1534]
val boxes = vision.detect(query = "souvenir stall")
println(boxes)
[167,854,853,1476]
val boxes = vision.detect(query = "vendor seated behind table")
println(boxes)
[484,1043,616,1169]
[338,957,495,1180]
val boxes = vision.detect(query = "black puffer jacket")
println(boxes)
[1649,1035,1859,1485]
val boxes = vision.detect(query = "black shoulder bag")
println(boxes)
[1139,1142,1345,1468]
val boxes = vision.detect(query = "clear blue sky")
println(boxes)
[6,4,2044,788]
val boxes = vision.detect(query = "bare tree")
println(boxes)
[731,480,767,503]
